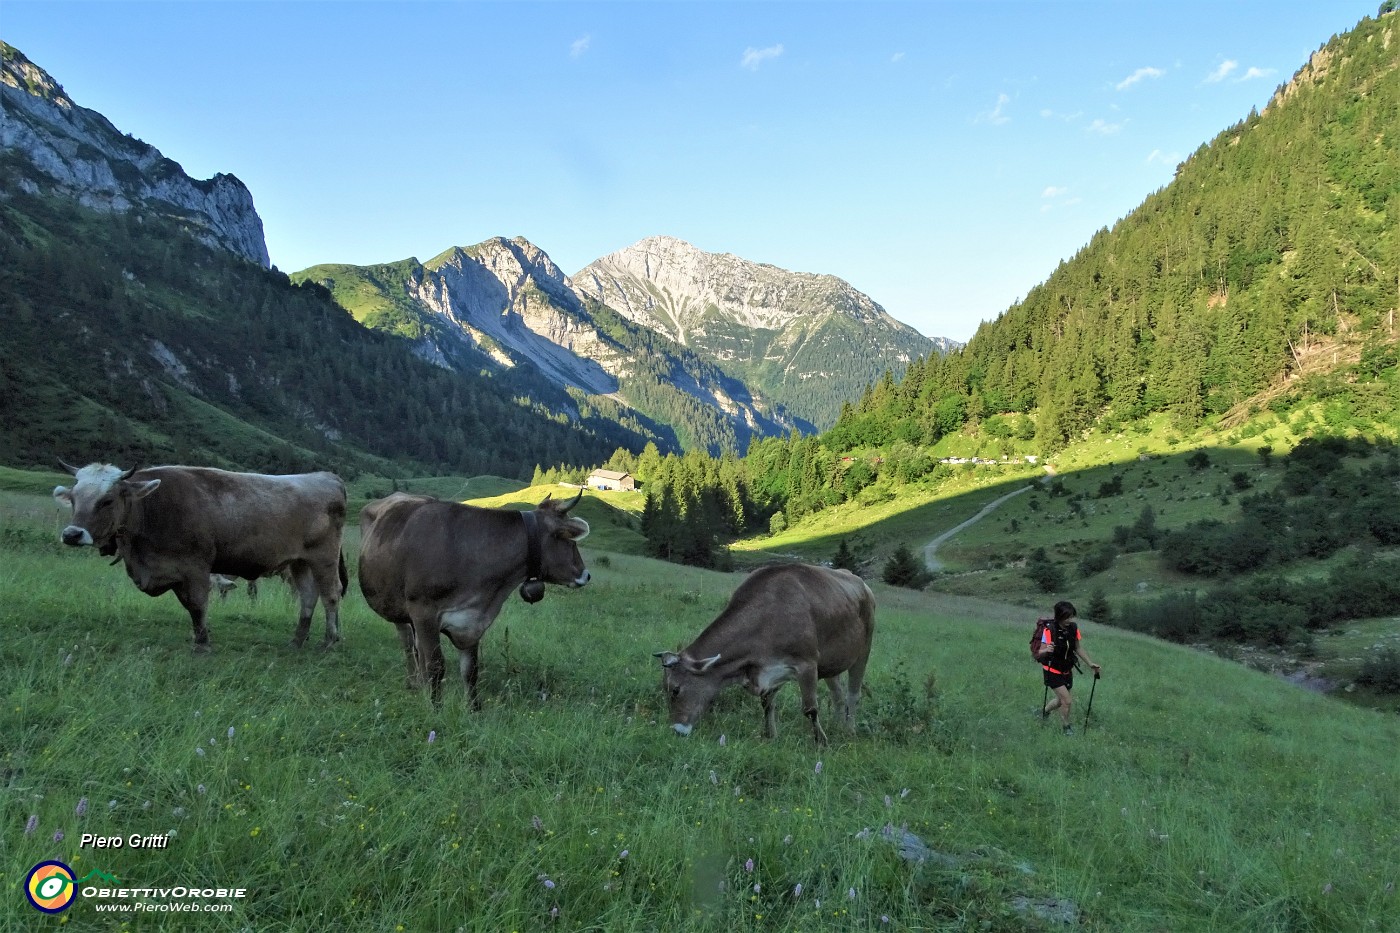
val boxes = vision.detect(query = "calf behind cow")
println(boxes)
[357,490,591,707]
[54,461,348,651]
[655,563,876,746]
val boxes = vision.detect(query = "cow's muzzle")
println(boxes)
[572,570,591,587]
[61,526,93,547]
[671,723,693,737]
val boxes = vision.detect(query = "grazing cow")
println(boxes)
[357,490,591,707]
[211,573,239,600]
[54,461,348,651]
[655,564,875,746]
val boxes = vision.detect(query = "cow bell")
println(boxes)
[519,579,546,604]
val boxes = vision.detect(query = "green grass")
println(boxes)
[3,493,1397,931]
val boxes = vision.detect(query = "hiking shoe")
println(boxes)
[1031,707,1046,719]
[1062,724,1074,736]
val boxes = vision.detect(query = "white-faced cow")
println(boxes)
[54,461,348,651]
[655,563,875,746]
[357,490,591,707]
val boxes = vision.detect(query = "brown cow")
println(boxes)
[654,564,875,745]
[357,490,591,707]
[54,462,347,651]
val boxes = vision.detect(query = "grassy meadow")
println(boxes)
[3,484,1398,931]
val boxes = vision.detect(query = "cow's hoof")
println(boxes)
[317,637,340,650]
[192,643,212,655]
[288,638,307,649]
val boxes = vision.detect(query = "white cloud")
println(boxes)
[891,51,905,63]
[1206,60,1238,83]
[741,44,784,71]
[1087,118,1123,135]
[1042,186,1069,198]
[1116,66,1165,91]
[977,93,1011,125]
[1146,148,1182,166]
[1240,66,1275,81]
[570,34,591,58]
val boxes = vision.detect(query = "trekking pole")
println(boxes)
[1082,670,1101,733]
[1040,683,1049,721]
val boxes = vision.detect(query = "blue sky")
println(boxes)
[1,1,1377,342]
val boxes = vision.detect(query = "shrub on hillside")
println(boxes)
[1356,648,1400,694]
[1025,547,1065,593]
[1116,590,1203,642]
[1077,542,1117,579]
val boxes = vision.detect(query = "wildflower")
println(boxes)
[543,879,555,890]
[428,731,437,744]
[227,726,236,740]
[881,915,890,923]
[75,798,88,818]
[783,835,793,845]
[63,653,73,666]
[550,906,559,919]
[744,858,754,873]
[814,761,823,775]
[1322,883,1333,895]
[718,734,726,747]
[532,815,544,831]
[884,795,892,808]
[619,850,629,860]
[197,785,207,795]
[848,887,856,899]
[209,737,216,746]
[108,800,117,810]
[900,788,910,798]
[792,883,802,897]
[142,800,151,810]
[709,771,718,785]
[25,815,37,836]
[172,807,186,818]
[196,747,206,758]
[753,883,761,894]
[54,830,65,843]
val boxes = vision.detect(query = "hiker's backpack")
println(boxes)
[1029,617,1052,664]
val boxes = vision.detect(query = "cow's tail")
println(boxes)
[338,551,349,598]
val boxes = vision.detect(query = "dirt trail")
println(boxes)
[923,485,1033,572]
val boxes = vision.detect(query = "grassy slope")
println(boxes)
[3,490,1396,931]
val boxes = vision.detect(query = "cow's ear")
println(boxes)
[561,518,590,541]
[126,478,161,499]
[653,651,681,668]
[691,654,722,673]
[53,485,73,506]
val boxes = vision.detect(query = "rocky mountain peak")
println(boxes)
[0,41,269,268]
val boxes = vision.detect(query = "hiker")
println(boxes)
[1036,600,1101,735]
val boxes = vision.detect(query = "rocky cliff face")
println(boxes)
[0,42,269,267]
[414,237,620,394]
[572,236,948,427]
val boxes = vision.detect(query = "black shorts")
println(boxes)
[1043,668,1073,690]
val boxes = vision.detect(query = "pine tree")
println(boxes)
[832,538,859,572]
[882,543,931,589]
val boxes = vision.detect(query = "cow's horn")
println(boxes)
[57,458,81,476]
[653,651,680,668]
[119,466,139,481]
[560,489,584,513]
